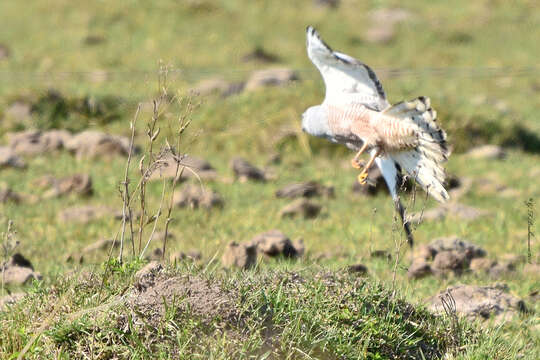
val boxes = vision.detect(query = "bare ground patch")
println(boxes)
[128,273,240,327]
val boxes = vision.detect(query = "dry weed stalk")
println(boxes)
[118,105,140,262]
[1,220,18,297]
[525,198,535,264]
[115,65,196,263]
[440,291,462,355]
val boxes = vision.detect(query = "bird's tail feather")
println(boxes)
[386,97,450,203]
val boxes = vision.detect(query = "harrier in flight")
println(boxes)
[302,26,450,246]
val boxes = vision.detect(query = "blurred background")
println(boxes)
[0,0,538,278]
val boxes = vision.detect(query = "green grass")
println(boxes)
[0,0,539,358]
[0,262,521,359]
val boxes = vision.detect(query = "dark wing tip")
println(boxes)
[306,26,333,53]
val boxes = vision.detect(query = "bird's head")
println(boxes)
[301,105,331,138]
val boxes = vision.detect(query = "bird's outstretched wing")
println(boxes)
[306,26,389,111]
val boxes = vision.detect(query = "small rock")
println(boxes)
[348,263,368,275]
[7,253,34,269]
[42,173,93,198]
[190,77,229,96]
[134,261,163,290]
[221,242,257,269]
[64,130,132,159]
[241,47,280,63]
[0,292,25,311]
[230,157,266,182]
[6,253,34,270]
[408,237,488,279]
[370,249,391,261]
[173,184,223,209]
[431,250,469,276]
[245,68,298,91]
[57,205,115,224]
[0,185,22,204]
[275,181,334,199]
[412,245,435,261]
[447,176,472,200]
[428,236,486,260]
[1,254,41,286]
[408,259,432,279]
[467,145,506,160]
[83,35,106,45]
[189,77,243,97]
[250,230,299,258]
[470,258,496,273]
[7,130,72,156]
[0,147,26,169]
[488,262,515,278]
[2,267,42,285]
[313,0,340,8]
[170,250,202,263]
[293,239,305,257]
[427,284,527,321]
[0,44,9,60]
[279,198,321,219]
[149,154,217,182]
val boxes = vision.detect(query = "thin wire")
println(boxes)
[0,65,539,81]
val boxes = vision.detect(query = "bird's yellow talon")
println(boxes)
[357,172,368,185]
[350,158,364,169]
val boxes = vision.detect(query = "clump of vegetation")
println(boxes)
[2,89,123,132]
[0,263,480,359]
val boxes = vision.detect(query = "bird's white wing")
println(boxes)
[306,26,389,111]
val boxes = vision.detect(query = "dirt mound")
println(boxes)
[148,154,218,182]
[173,184,223,209]
[1,253,42,286]
[7,130,72,155]
[129,273,239,326]
[427,284,527,322]
[275,181,334,199]
[230,157,267,182]
[64,130,132,159]
[221,241,258,269]
[38,173,93,198]
[0,146,25,169]
[250,230,303,258]
[279,198,321,219]
[244,68,298,91]
[408,236,487,279]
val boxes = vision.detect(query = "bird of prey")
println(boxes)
[302,26,450,246]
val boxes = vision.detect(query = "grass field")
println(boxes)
[0,0,539,358]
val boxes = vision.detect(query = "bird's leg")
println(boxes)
[357,148,381,185]
[350,142,368,169]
